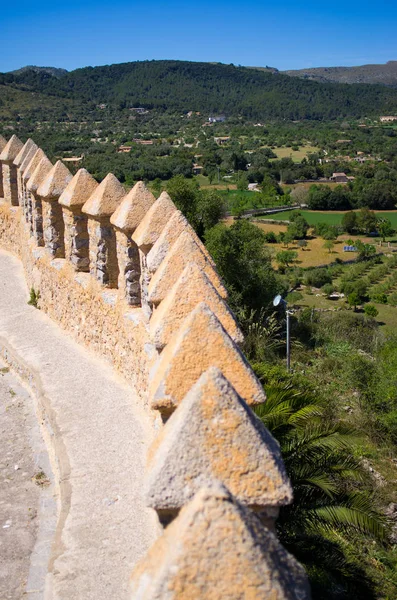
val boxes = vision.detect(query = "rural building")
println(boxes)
[380,116,397,122]
[117,145,132,153]
[330,172,349,183]
[192,164,203,175]
[214,136,230,145]
[209,115,226,123]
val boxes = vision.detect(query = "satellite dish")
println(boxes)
[273,294,283,307]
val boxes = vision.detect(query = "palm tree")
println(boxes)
[252,373,388,599]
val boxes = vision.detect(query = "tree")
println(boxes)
[283,232,294,248]
[342,211,358,234]
[288,213,309,239]
[364,304,379,318]
[205,220,284,312]
[297,239,308,251]
[276,250,298,268]
[323,239,335,253]
[196,189,225,238]
[348,291,360,311]
[355,240,376,260]
[377,219,394,242]
[357,208,377,234]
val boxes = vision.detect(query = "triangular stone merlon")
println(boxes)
[0,134,24,163]
[146,367,292,515]
[148,230,227,305]
[110,180,156,233]
[149,302,265,417]
[146,209,216,274]
[132,191,177,253]
[149,261,242,349]
[130,483,310,600]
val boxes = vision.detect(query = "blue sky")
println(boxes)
[1,0,396,72]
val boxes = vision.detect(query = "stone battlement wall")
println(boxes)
[0,135,310,599]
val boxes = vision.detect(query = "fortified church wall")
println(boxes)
[0,134,310,599]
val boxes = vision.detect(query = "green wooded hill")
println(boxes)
[2,60,397,120]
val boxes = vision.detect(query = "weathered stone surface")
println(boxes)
[150,262,242,349]
[82,173,125,218]
[1,136,24,205]
[111,181,155,232]
[42,200,66,258]
[14,139,38,205]
[148,231,226,305]
[0,134,23,162]
[62,209,90,271]
[26,156,53,193]
[59,168,98,209]
[13,138,36,167]
[130,484,310,600]
[150,303,266,415]
[26,156,53,243]
[22,148,46,183]
[20,144,41,176]
[147,209,215,274]
[0,135,6,152]
[88,217,119,287]
[132,191,177,252]
[37,160,73,200]
[146,367,292,513]
[116,230,141,305]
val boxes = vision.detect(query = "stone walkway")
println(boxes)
[0,250,159,600]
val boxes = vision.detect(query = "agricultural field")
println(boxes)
[288,254,397,332]
[270,145,320,162]
[263,209,397,228]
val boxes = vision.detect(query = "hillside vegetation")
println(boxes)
[284,60,397,87]
[2,60,397,120]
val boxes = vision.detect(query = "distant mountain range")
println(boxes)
[2,60,397,121]
[283,61,397,87]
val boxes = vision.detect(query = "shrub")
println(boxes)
[364,304,379,318]
[371,293,388,304]
[304,268,332,288]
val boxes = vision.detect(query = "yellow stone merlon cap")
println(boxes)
[132,191,177,251]
[82,172,125,218]
[20,144,40,174]
[22,148,46,182]
[0,135,7,153]
[130,483,310,600]
[147,209,215,274]
[146,367,292,511]
[59,168,98,209]
[110,180,156,232]
[26,156,53,193]
[14,138,37,167]
[37,160,73,199]
[149,302,266,414]
[0,134,24,162]
[150,261,243,349]
[148,230,227,305]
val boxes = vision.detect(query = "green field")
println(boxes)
[263,209,397,227]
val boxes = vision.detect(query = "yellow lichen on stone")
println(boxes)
[146,367,292,510]
[150,303,265,414]
[149,262,242,348]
